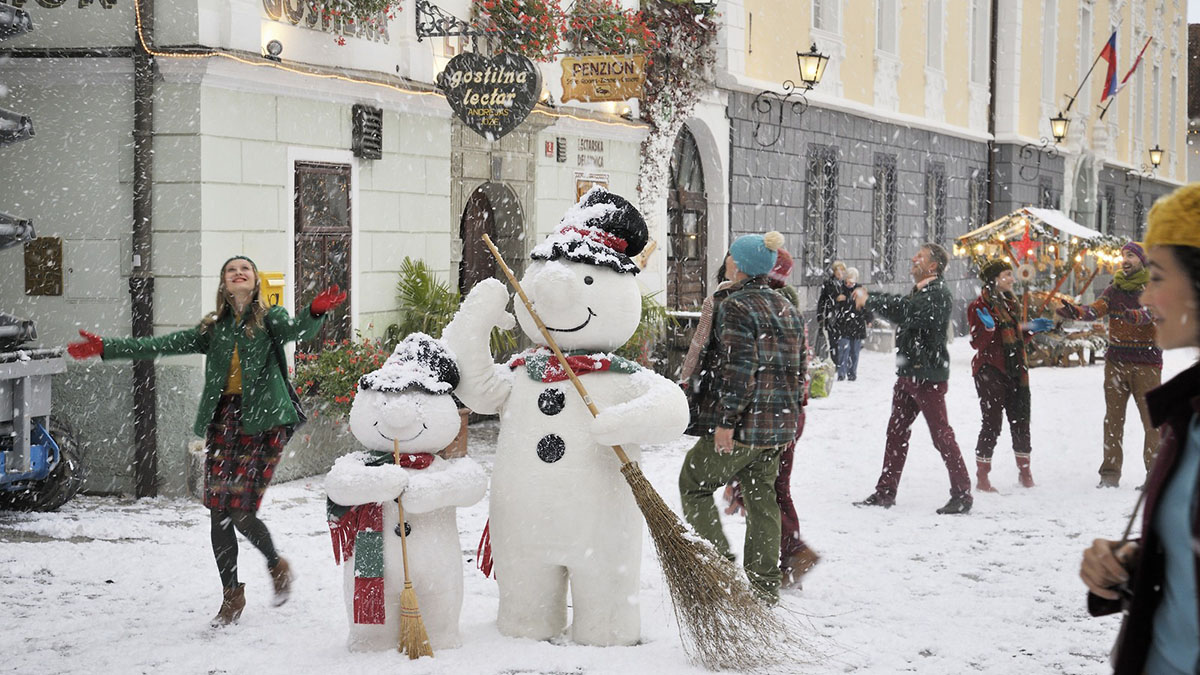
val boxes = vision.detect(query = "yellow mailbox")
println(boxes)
[260,272,285,307]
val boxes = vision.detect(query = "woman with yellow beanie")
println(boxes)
[1081,183,1200,674]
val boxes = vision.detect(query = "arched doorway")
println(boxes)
[458,182,525,297]
[667,126,708,309]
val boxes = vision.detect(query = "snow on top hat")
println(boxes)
[359,333,459,394]
[529,187,649,274]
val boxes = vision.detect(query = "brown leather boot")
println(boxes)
[211,583,245,627]
[269,558,292,607]
[781,546,821,589]
[1016,454,1035,488]
[976,459,998,493]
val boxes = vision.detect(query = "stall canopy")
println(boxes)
[957,207,1105,247]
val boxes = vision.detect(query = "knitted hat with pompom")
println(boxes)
[730,231,784,276]
[1146,183,1200,250]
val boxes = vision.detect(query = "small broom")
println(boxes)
[393,438,434,659]
[481,234,793,670]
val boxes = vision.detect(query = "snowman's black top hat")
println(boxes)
[530,188,649,274]
[359,333,459,394]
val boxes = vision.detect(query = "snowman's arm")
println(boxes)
[325,452,409,506]
[401,458,489,514]
[591,369,690,447]
[442,280,515,414]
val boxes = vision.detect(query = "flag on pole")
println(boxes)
[1115,36,1153,96]
[1099,31,1119,102]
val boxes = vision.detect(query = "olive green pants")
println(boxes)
[1101,360,1161,483]
[678,435,783,602]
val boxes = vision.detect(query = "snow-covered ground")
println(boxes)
[3,341,1194,674]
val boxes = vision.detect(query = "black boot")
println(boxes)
[936,495,973,515]
[853,493,895,508]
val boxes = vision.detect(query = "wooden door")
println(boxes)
[667,126,708,309]
[458,188,496,297]
[294,161,352,355]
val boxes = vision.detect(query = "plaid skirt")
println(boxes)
[204,395,287,512]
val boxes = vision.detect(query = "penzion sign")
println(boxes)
[438,52,541,141]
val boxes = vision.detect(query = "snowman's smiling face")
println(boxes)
[515,260,641,352]
[348,388,461,454]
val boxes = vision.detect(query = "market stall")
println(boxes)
[954,206,1125,319]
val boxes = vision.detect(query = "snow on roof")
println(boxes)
[958,206,1106,245]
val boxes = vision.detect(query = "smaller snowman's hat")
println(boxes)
[358,333,459,394]
[530,187,649,274]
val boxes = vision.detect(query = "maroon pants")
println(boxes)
[973,365,1031,460]
[776,410,807,563]
[873,378,971,500]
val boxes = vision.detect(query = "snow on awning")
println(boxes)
[957,207,1105,247]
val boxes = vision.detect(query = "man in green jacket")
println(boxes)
[852,243,973,515]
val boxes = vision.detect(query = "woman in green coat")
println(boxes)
[68,255,346,627]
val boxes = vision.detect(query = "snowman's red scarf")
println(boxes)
[326,451,434,624]
[506,347,641,382]
[476,349,642,579]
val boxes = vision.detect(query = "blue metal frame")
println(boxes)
[0,420,59,489]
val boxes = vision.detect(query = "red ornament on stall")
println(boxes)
[1010,224,1042,262]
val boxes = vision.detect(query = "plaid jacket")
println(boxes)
[706,276,805,447]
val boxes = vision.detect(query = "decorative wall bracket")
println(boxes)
[1017,137,1060,182]
[751,80,810,148]
[1123,165,1155,198]
[415,0,484,41]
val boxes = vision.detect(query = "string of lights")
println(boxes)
[131,1,644,131]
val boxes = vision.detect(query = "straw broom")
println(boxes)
[393,438,434,659]
[481,234,791,670]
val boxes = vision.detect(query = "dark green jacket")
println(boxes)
[102,305,324,436]
[865,277,952,383]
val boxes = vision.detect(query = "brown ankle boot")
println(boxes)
[976,459,998,493]
[781,546,821,589]
[269,558,292,607]
[211,583,245,627]
[1016,454,1035,488]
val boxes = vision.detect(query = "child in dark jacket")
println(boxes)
[834,267,869,381]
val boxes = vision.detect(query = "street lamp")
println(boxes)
[1049,112,1069,143]
[752,42,830,146]
[1149,144,1163,169]
[796,43,829,90]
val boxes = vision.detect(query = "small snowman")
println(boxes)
[442,188,689,646]
[325,333,487,652]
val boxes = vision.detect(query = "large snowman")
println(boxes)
[325,333,487,651]
[442,188,689,646]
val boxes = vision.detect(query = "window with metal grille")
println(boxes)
[871,153,897,281]
[804,145,839,278]
[1133,194,1146,240]
[923,161,947,244]
[967,168,988,230]
[352,104,383,160]
[1103,186,1116,235]
[1038,177,1059,209]
[294,161,352,355]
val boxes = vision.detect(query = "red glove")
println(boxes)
[67,330,104,360]
[310,285,347,316]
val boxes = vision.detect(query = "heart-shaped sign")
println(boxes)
[438,52,542,141]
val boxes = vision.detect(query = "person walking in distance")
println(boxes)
[853,243,973,514]
[817,261,847,363]
[1057,241,1162,488]
[67,255,346,626]
[967,260,1053,491]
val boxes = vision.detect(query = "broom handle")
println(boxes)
[1078,265,1102,298]
[392,438,415,582]
[481,234,634,467]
